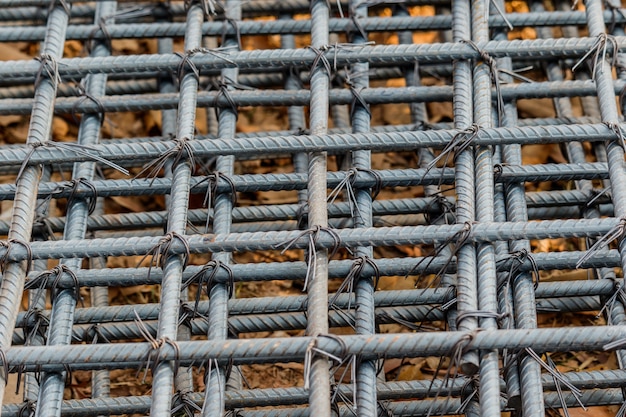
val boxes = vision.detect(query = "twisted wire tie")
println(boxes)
[212,76,254,116]
[343,70,372,119]
[33,215,57,241]
[184,0,219,17]
[48,0,70,16]
[21,308,49,347]
[303,334,348,390]
[176,47,236,82]
[71,81,107,127]
[462,40,506,125]
[182,259,234,316]
[221,18,242,49]
[496,248,540,289]
[34,53,62,90]
[327,169,362,222]
[192,171,238,232]
[572,33,618,78]
[329,255,380,312]
[86,16,113,54]
[596,278,626,321]
[25,265,82,306]
[406,221,473,287]
[308,43,373,80]
[136,232,191,281]
[134,310,181,382]
[17,400,36,417]
[576,217,626,268]
[425,330,480,417]
[0,239,33,275]
[17,141,129,185]
[274,226,342,291]
[422,124,480,187]
[171,389,202,417]
[134,137,196,185]
[58,177,98,216]
[82,323,111,344]
[525,348,586,410]
[605,121,626,153]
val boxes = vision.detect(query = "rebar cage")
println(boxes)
[3,0,626,416]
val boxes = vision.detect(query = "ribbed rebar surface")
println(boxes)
[2,0,626,416]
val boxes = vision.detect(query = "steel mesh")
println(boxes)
[0,0,625,416]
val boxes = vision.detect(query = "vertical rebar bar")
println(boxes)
[0,2,69,408]
[307,1,332,416]
[202,1,241,416]
[148,2,203,416]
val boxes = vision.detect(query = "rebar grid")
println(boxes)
[1,0,626,416]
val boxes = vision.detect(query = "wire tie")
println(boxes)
[134,137,195,184]
[304,334,347,390]
[0,346,9,383]
[86,16,113,55]
[25,265,82,306]
[329,256,380,312]
[17,141,128,184]
[605,122,626,153]
[423,124,480,187]
[184,0,219,17]
[137,232,191,281]
[330,355,358,411]
[183,259,234,315]
[328,169,362,222]
[424,194,456,225]
[605,0,626,32]
[34,53,62,89]
[597,278,626,320]
[221,18,242,49]
[349,167,383,200]
[296,203,309,230]
[462,40,506,124]
[192,171,237,232]
[425,330,478,415]
[348,11,367,41]
[586,186,611,209]
[308,45,333,79]
[407,221,472,288]
[343,69,372,119]
[17,400,36,417]
[496,249,540,289]
[577,217,626,268]
[0,239,33,275]
[53,177,98,216]
[525,348,586,410]
[201,358,228,415]
[48,0,71,16]
[378,309,439,332]
[172,390,202,417]
[211,75,254,117]
[572,33,618,78]
[455,310,507,328]
[377,401,394,417]
[274,226,341,291]
[21,308,49,347]
[71,80,107,126]
[176,47,236,83]
[489,0,514,30]
[134,310,181,381]
[83,323,110,344]
[33,215,57,241]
